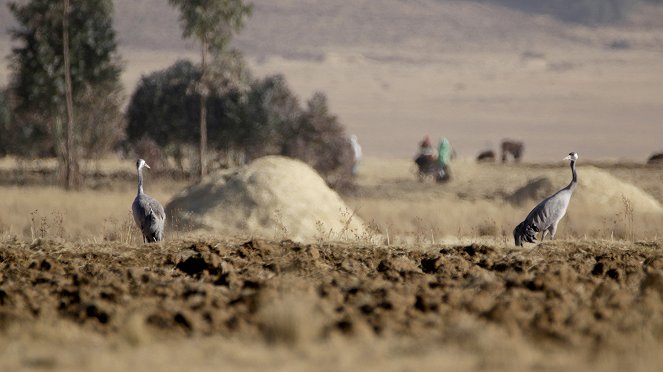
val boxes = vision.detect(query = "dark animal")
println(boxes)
[647,152,663,165]
[501,140,524,163]
[476,150,496,162]
[513,152,578,246]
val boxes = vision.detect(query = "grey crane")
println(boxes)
[513,152,578,246]
[132,159,165,242]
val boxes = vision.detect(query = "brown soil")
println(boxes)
[2,238,663,370]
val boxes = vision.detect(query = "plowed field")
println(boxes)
[1,238,662,371]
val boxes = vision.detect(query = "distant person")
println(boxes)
[436,137,453,182]
[350,134,362,176]
[414,135,439,182]
[438,137,452,166]
[417,135,436,159]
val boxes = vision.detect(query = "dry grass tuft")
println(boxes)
[0,184,183,242]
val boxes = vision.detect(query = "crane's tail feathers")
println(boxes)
[513,221,538,246]
[141,213,165,243]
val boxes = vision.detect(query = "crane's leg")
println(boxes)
[540,230,548,241]
[549,224,558,240]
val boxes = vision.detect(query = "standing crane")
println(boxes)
[513,152,578,246]
[132,159,165,243]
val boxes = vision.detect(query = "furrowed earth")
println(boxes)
[1,237,663,371]
[2,0,663,369]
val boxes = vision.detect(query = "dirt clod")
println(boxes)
[1,239,663,357]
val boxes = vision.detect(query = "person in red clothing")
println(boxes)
[417,135,436,159]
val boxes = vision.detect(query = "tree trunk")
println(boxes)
[199,36,209,179]
[62,0,79,189]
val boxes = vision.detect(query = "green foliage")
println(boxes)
[125,56,251,153]
[168,0,252,53]
[0,89,13,156]
[125,60,282,156]
[9,0,122,114]
[126,63,355,189]
[7,0,124,158]
[126,60,201,149]
[0,88,53,157]
[234,75,302,160]
[167,0,253,177]
[282,92,354,190]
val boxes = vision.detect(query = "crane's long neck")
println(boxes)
[137,166,144,195]
[567,160,577,191]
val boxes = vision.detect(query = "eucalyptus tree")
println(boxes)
[168,0,252,178]
[8,0,123,189]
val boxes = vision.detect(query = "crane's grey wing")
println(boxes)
[133,194,166,241]
[132,196,145,227]
[146,196,166,223]
[525,190,571,231]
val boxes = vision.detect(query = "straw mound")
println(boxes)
[509,166,663,215]
[166,156,366,242]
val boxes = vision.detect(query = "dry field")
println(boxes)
[2,1,663,369]
[0,157,662,370]
[1,235,663,371]
[1,156,662,244]
[348,157,663,244]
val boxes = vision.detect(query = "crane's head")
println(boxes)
[136,159,151,170]
[563,152,578,162]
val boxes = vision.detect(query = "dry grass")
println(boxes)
[347,157,663,244]
[0,181,186,243]
[1,156,662,245]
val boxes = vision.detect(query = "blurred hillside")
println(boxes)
[2,0,663,160]
[4,1,662,55]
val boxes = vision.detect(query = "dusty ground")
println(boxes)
[1,237,663,371]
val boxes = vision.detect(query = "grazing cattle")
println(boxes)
[476,150,496,162]
[647,152,663,165]
[501,140,524,163]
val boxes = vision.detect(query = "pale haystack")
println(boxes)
[166,156,366,242]
[509,166,663,216]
